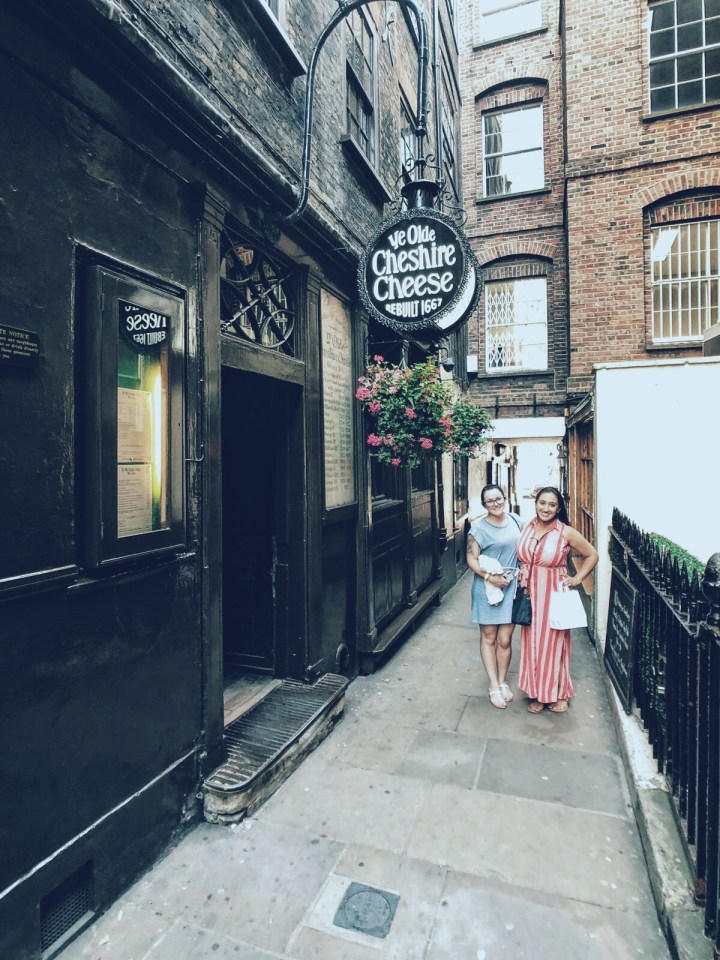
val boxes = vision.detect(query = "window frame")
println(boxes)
[482,102,545,198]
[648,0,720,113]
[80,262,187,570]
[346,7,377,166]
[650,217,720,343]
[441,71,459,199]
[484,275,549,373]
[477,0,543,44]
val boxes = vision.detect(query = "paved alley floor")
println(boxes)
[61,573,671,960]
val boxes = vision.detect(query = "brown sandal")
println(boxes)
[548,700,568,713]
[527,700,545,713]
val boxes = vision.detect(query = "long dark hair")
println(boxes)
[535,486,569,525]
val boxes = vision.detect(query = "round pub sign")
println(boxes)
[358,208,480,336]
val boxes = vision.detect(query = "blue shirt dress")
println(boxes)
[470,515,522,625]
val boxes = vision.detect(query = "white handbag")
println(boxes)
[548,588,587,629]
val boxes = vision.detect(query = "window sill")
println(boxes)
[473,27,547,52]
[643,99,720,123]
[340,135,393,204]
[478,368,551,379]
[646,339,705,351]
[242,0,306,77]
[475,186,551,206]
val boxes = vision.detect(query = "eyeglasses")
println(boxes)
[484,497,505,506]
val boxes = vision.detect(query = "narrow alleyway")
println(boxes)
[62,574,671,960]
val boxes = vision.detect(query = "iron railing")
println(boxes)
[610,509,720,949]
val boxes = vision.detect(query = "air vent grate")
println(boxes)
[40,861,94,954]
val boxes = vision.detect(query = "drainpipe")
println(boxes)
[432,0,444,210]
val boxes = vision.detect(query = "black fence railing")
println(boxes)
[610,509,720,950]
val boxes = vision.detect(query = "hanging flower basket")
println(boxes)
[356,356,492,468]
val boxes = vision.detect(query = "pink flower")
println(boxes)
[419,437,433,450]
[388,386,398,394]
[405,407,417,419]
[383,434,395,445]
[367,433,382,447]
[368,400,381,413]
[391,458,401,466]
[373,354,384,362]
[356,387,371,400]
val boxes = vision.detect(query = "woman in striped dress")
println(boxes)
[517,487,598,714]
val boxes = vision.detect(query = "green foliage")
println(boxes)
[356,355,492,468]
[648,533,704,577]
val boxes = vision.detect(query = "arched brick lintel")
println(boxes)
[478,239,556,266]
[474,70,551,102]
[637,169,720,209]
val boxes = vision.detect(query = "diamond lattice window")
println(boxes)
[485,277,548,371]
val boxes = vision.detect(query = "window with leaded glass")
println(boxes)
[483,104,544,197]
[651,219,720,341]
[346,9,376,164]
[649,0,720,112]
[485,277,548,372]
[478,0,542,43]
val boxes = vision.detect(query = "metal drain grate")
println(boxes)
[40,861,94,954]
[206,673,348,791]
[333,882,400,939]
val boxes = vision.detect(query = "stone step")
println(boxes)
[203,673,348,824]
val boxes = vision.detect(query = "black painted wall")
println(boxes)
[0,9,205,957]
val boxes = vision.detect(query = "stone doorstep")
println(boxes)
[203,673,348,825]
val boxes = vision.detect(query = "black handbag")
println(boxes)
[511,586,532,625]
[511,527,548,626]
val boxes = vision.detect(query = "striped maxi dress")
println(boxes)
[517,518,573,704]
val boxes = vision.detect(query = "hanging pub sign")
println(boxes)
[358,207,481,336]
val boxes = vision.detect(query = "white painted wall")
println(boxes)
[594,357,720,646]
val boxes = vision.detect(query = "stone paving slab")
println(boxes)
[405,781,652,911]
[426,869,668,960]
[59,572,685,960]
[477,738,630,817]
[259,758,430,854]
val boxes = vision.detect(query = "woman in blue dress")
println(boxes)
[466,484,523,709]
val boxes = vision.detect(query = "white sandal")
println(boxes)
[499,682,514,703]
[489,688,507,710]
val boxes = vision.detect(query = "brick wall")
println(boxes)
[460,0,720,405]
[565,0,720,390]
[130,0,460,256]
[459,0,567,417]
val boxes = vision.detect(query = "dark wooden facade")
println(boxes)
[0,2,465,957]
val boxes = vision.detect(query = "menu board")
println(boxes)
[604,569,639,714]
[320,290,355,509]
[118,464,153,537]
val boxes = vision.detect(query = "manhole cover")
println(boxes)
[333,881,400,939]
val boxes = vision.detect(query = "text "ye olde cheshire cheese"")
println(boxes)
[370,223,458,313]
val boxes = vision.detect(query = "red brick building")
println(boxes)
[459,0,719,538]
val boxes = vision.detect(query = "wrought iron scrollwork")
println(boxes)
[220,231,296,354]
